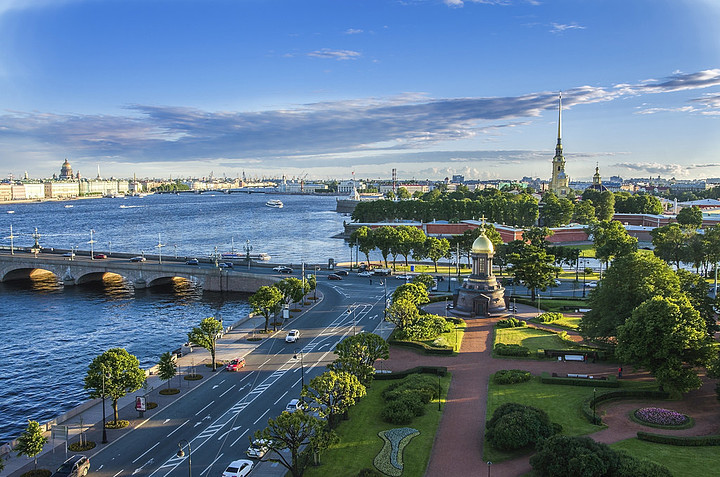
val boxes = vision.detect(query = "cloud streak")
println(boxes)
[0,69,718,172]
[307,48,361,60]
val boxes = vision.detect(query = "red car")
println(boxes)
[93,254,107,259]
[225,357,246,372]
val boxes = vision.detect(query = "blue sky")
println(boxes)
[0,0,719,182]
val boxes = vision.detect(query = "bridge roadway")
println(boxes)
[0,249,281,293]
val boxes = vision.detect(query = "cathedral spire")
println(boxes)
[557,92,562,142]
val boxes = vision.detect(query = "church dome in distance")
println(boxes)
[471,233,494,254]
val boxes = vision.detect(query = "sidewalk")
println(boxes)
[1,293,325,477]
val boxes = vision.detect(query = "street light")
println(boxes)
[89,229,95,259]
[7,224,16,255]
[487,461,492,477]
[592,387,597,424]
[156,233,165,264]
[177,440,192,477]
[101,370,109,444]
[244,239,253,270]
[582,257,587,298]
[293,349,305,391]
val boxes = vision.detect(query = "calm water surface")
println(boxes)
[0,193,356,443]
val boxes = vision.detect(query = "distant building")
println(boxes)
[549,94,570,196]
[452,174,465,183]
[59,159,74,180]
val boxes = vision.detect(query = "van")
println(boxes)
[285,399,301,413]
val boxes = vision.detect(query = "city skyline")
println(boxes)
[0,0,719,181]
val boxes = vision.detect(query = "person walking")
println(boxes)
[618,366,623,378]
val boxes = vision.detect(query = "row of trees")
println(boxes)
[249,277,316,333]
[254,333,389,477]
[350,225,451,271]
[352,186,665,228]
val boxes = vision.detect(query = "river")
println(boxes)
[0,193,356,443]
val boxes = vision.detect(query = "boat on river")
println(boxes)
[265,199,283,208]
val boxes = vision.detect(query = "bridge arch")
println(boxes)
[2,267,59,282]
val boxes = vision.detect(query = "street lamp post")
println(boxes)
[244,239,253,270]
[89,229,95,259]
[487,461,492,477]
[157,233,165,264]
[8,225,16,255]
[592,388,597,424]
[108,240,112,256]
[293,349,305,391]
[101,371,108,444]
[437,370,441,411]
[177,440,192,477]
[582,258,587,298]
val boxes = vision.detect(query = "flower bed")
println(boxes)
[634,407,689,427]
[373,427,420,476]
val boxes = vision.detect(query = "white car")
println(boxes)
[285,399,302,413]
[246,439,270,459]
[587,281,598,288]
[221,459,253,477]
[285,329,300,343]
[358,271,373,277]
[395,274,412,280]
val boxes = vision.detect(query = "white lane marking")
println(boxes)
[238,372,253,383]
[253,409,270,425]
[274,390,289,405]
[97,465,104,471]
[212,384,220,389]
[230,429,248,447]
[166,420,189,437]
[112,471,124,477]
[194,422,203,428]
[293,377,302,387]
[163,419,170,424]
[195,400,215,416]
[219,384,236,397]
[132,458,154,475]
[201,453,223,477]
[217,426,242,441]
[220,379,226,384]
[259,358,271,368]
[132,442,159,463]
[318,343,330,350]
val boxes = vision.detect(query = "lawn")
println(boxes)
[530,314,581,330]
[304,374,451,477]
[484,376,657,463]
[419,319,466,353]
[611,438,720,477]
[494,325,587,357]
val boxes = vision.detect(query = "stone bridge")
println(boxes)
[0,252,278,293]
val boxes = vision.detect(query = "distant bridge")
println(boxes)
[0,251,278,293]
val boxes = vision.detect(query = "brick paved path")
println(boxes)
[381,303,720,477]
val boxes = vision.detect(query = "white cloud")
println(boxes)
[307,49,361,60]
[613,162,720,176]
[550,22,586,33]
[344,28,363,35]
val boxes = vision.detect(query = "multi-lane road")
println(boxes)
[88,272,396,477]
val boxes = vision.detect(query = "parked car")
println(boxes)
[93,253,107,259]
[358,271,373,277]
[130,256,146,262]
[185,258,199,265]
[246,439,270,459]
[395,274,412,280]
[221,459,253,477]
[62,252,75,258]
[273,266,293,273]
[219,262,233,269]
[328,273,342,280]
[587,281,598,288]
[225,357,246,372]
[285,399,303,413]
[553,279,561,286]
[334,270,349,276]
[51,455,90,477]
[285,330,300,343]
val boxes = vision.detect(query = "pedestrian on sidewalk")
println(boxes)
[618,366,623,378]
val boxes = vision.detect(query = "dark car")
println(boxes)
[328,273,342,280]
[273,266,293,274]
[219,262,233,269]
[334,270,349,276]
[130,256,146,262]
[93,253,107,259]
[51,455,90,477]
[186,258,200,265]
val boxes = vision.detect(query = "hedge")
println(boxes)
[540,371,619,388]
[497,317,526,328]
[494,369,532,385]
[637,431,720,446]
[494,343,530,357]
[374,366,448,380]
[537,312,563,323]
[581,390,670,425]
[388,338,454,355]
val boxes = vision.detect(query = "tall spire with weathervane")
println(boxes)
[550,93,570,196]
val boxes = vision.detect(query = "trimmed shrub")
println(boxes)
[494,343,530,357]
[493,369,532,385]
[537,312,563,323]
[383,374,438,403]
[540,371,619,388]
[381,400,416,425]
[497,317,526,328]
[637,431,720,446]
[374,366,447,380]
[357,468,383,477]
[616,451,673,477]
[486,403,556,451]
[402,315,453,341]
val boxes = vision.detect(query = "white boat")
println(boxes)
[265,199,284,208]
[64,205,74,208]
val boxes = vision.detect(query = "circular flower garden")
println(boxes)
[633,407,690,427]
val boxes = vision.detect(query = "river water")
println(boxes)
[0,193,357,443]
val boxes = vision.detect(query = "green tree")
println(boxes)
[580,252,681,342]
[249,285,283,332]
[540,192,573,227]
[328,333,389,385]
[392,282,429,307]
[302,370,366,427]
[308,423,340,466]
[677,269,720,336]
[187,317,224,372]
[385,190,396,200]
[397,187,411,200]
[392,225,426,266]
[307,274,317,299]
[572,200,597,225]
[617,295,714,394]
[157,352,177,390]
[507,244,559,300]
[84,348,146,423]
[253,411,327,477]
[423,237,450,272]
[523,226,553,249]
[651,223,689,269]
[15,420,48,469]
[677,205,703,228]
[595,190,615,220]
[412,273,436,290]
[350,226,374,264]
[275,277,305,307]
[371,226,399,268]
[589,220,638,270]
[386,298,420,331]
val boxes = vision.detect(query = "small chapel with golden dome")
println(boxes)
[452,219,506,317]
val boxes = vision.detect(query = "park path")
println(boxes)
[380,303,720,477]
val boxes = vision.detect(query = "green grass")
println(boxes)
[304,374,451,477]
[484,376,657,463]
[419,319,466,352]
[611,438,720,477]
[530,314,581,330]
[494,326,587,357]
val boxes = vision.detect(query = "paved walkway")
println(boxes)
[381,302,720,477]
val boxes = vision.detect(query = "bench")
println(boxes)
[565,355,585,361]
